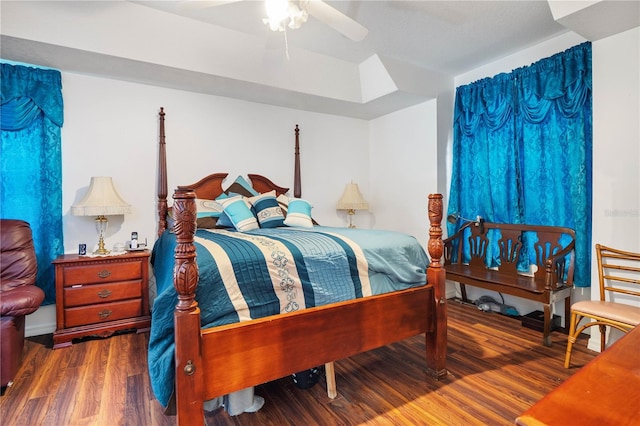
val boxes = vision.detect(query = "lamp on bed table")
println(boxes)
[337,182,369,228]
[71,176,131,255]
[447,212,484,233]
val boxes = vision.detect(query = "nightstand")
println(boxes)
[52,251,151,349]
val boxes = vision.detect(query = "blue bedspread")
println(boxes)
[148,226,428,407]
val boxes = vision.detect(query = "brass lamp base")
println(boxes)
[347,209,356,228]
[94,215,110,255]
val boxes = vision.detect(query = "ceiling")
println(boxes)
[1,1,637,119]
[133,0,567,76]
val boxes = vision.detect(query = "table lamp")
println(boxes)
[71,176,131,255]
[336,182,369,228]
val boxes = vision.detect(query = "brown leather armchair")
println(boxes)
[1,219,45,389]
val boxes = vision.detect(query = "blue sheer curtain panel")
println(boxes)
[1,63,64,304]
[449,42,592,287]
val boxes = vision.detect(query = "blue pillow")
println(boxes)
[249,191,285,228]
[216,211,233,228]
[214,193,234,228]
[283,198,313,228]
[219,196,259,231]
[216,192,251,228]
[224,175,259,198]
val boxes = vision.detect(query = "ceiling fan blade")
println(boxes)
[305,0,368,42]
[180,0,243,10]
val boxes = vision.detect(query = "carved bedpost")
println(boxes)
[428,194,444,268]
[173,188,199,309]
[425,193,447,379]
[172,188,203,424]
[157,107,168,237]
[294,124,301,198]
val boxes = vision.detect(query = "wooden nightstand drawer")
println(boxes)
[64,280,142,307]
[64,299,143,327]
[62,261,142,286]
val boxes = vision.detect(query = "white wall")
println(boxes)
[589,26,640,350]
[60,72,371,254]
[369,100,438,248]
[25,70,437,336]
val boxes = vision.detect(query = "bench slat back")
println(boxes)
[446,222,576,285]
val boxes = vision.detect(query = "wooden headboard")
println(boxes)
[156,108,301,236]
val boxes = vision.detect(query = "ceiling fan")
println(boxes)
[182,0,368,42]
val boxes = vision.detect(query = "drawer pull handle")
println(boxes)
[98,309,112,319]
[97,270,111,279]
[97,289,112,298]
[184,360,195,376]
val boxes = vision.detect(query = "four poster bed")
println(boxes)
[150,107,448,424]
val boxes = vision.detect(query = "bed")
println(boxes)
[150,107,448,425]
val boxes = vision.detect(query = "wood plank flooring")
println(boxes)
[0,300,597,425]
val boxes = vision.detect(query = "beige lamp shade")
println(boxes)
[337,182,369,211]
[71,176,131,216]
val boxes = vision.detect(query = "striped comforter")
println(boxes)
[148,226,428,407]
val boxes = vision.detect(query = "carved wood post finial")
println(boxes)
[428,194,444,268]
[157,107,168,237]
[173,188,199,312]
[294,124,301,198]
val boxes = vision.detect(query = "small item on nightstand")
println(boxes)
[130,231,138,249]
[113,242,125,253]
[78,244,87,256]
[126,235,147,251]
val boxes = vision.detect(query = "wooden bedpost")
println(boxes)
[157,107,168,237]
[426,193,447,379]
[172,188,204,425]
[294,124,301,198]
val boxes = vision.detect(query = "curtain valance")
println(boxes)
[1,63,64,129]
[455,42,591,134]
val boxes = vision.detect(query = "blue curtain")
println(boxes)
[1,63,64,304]
[449,42,592,287]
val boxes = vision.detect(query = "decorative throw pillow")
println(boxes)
[214,193,234,228]
[219,195,259,231]
[195,199,223,218]
[249,190,286,228]
[194,199,223,229]
[224,175,259,198]
[277,194,289,217]
[283,198,313,228]
[218,192,250,227]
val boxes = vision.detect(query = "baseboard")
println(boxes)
[445,282,457,300]
[25,304,56,337]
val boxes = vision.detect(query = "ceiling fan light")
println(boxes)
[263,17,284,32]
[287,3,308,29]
[265,0,289,22]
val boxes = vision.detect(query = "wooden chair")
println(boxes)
[564,244,640,368]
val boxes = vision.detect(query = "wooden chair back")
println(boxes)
[564,244,640,368]
[596,244,640,302]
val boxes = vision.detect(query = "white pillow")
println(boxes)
[283,198,313,228]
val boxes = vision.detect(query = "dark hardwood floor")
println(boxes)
[0,300,597,425]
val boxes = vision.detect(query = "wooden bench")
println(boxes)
[443,220,576,346]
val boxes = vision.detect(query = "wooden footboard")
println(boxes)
[170,191,446,425]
